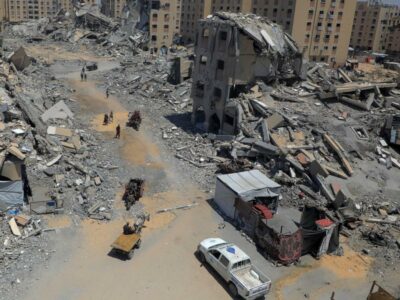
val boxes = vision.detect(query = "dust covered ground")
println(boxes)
[0,34,399,300]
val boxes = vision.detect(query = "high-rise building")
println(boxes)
[385,16,400,55]
[3,0,98,22]
[350,1,400,52]
[149,0,181,51]
[101,0,127,18]
[0,0,6,33]
[180,0,356,66]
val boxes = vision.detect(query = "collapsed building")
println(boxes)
[191,12,304,134]
[75,4,119,32]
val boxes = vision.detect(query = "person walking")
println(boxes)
[103,113,109,125]
[115,124,121,139]
[106,88,110,98]
[80,71,84,81]
[109,111,113,123]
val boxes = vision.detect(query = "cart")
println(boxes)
[111,232,142,259]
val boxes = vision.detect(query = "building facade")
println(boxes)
[0,0,6,34]
[386,16,400,55]
[149,0,181,51]
[191,13,302,134]
[3,0,99,22]
[181,0,356,65]
[101,0,127,18]
[350,1,400,52]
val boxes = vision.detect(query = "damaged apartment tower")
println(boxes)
[191,13,303,135]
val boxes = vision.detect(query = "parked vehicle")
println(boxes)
[197,238,271,299]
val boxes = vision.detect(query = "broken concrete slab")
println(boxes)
[261,119,270,142]
[309,160,329,177]
[46,154,62,167]
[8,47,32,71]
[94,177,101,186]
[323,134,353,176]
[266,113,285,129]
[252,141,279,156]
[61,141,75,149]
[7,146,26,160]
[47,126,73,137]
[41,100,74,122]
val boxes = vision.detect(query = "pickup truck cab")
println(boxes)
[197,238,271,299]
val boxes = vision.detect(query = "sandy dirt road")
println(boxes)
[19,57,376,300]
[22,67,233,300]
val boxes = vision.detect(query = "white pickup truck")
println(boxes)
[197,238,271,300]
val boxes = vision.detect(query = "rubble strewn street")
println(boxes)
[0,7,399,300]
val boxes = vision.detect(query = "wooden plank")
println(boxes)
[323,134,353,176]
[111,233,140,252]
[9,218,21,236]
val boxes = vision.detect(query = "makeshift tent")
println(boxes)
[214,170,281,219]
[300,205,340,258]
[255,213,302,264]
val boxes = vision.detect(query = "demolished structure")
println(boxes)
[191,13,303,134]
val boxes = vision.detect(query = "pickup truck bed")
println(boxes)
[233,267,263,290]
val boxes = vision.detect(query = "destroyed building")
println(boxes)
[75,4,119,32]
[191,13,303,134]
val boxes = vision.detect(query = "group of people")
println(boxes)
[103,111,114,125]
[80,65,87,81]
[102,111,121,139]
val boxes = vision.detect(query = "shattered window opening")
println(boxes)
[219,31,227,41]
[195,82,205,97]
[217,60,224,70]
[213,87,222,101]
[224,114,234,126]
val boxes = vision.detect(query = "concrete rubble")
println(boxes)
[0,9,399,299]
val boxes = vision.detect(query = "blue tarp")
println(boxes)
[0,181,24,209]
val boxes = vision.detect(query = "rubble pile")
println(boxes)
[0,27,130,292]
[126,111,142,131]
[0,9,399,293]
[59,12,400,264]
[123,178,145,211]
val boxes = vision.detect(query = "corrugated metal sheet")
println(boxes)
[217,170,281,201]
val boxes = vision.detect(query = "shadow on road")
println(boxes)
[107,249,131,261]
[164,112,205,134]
[193,251,239,300]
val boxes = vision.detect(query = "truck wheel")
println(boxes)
[197,251,206,263]
[228,282,238,298]
[127,249,135,259]
[136,239,142,249]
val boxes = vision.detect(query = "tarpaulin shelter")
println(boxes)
[300,204,340,258]
[0,181,24,209]
[214,170,281,220]
[255,213,302,264]
[0,155,30,210]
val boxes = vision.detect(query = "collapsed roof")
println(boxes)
[211,12,300,57]
[75,4,119,31]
